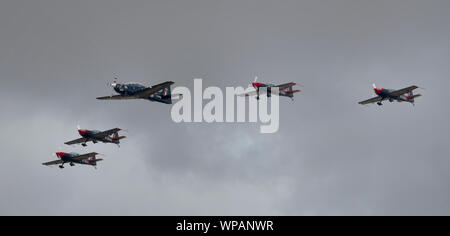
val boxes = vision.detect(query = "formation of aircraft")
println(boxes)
[238,77,301,100]
[44,77,179,169]
[43,75,423,170]
[359,84,422,106]
[42,152,102,169]
[96,78,176,104]
[64,126,126,147]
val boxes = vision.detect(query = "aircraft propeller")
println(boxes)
[52,145,65,158]
[107,74,119,88]
[248,76,258,88]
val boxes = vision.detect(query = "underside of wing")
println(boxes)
[134,81,174,98]
[96,95,139,100]
[237,88,268,97]
[390,85,419,97]
[42,160,64,166]
[237,89,256,97]
[359,96,383,105]
[72,152,98,161]
[93,128,121,138]
[64,137,88,145]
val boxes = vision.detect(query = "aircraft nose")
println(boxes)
[78,129,88,136]
[56,152,65,158]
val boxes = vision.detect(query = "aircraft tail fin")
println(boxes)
[407,91,421,102]
[161,86,172,104]
[112,132,126,142]
[88,157,103,166]
[281,85,301,98]
[407,90,422,105]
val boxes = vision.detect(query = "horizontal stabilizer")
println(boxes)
[285,89,301,94]
[411,94,422,99]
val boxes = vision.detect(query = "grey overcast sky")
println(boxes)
[1,0,450,215]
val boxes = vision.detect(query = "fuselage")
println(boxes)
[113,82,147,96]
[55,152,98,166]
[111,82,172,104]
[374,88,413,103]
[78,129,118,144]
[251,82,297,98]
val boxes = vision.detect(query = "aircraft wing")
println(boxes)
[97,95,140,100]
[237,83,296,97]
[275,82,296,90]
[389,85,419,97]
[64,137,88,145]
[358,96,383,105]
[42,160,64,166]
[72,152,98,161]
[93,128,121,138]
[237,88,268,97]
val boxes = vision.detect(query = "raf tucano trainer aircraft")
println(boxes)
[97,77,176,104]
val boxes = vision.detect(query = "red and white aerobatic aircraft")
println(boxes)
[65,126,126,147]
[238,77,301,100]
[359,84,422,106]
[43,152,103,169]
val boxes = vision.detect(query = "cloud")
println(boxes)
[1,0,450,215]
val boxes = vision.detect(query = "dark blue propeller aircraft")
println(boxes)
[97,78,176,104]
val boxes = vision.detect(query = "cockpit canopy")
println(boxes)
[114,82,147,94]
